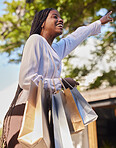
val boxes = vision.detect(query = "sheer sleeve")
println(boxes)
[52,20,101,60]
[19,34,43,90]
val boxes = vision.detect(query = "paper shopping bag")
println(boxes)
[18,80,50,148]
[71,87,98,126]
[52,91,74,148]
[62,88,84,134]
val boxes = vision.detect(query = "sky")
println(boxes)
[0,0,20,127]
[0,0,112,126]
[0,0,20,91]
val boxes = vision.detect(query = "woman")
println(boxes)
[1,8,113,148]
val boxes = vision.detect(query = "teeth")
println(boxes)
[57,24,63,27]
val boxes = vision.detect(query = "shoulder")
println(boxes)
[24,34,46,51]
[26,34,44,43]
[23,34,45,55]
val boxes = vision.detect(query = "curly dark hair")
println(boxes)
[30,8,55,36]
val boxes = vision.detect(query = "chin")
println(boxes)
[56,31,63,37]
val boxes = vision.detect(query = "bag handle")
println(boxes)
[62,78,74,89]
[58,78,65,89]
[52,78,57,92]
[47,47,69,91]
[47,47,61,79]
[32,47,55,85]
[33,74,43,82]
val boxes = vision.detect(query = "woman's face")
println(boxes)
[41,10,63,38]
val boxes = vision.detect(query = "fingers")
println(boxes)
[107,16,113,21]
[100,10,113,24]
[70,78,79,86]
[106,11,113,22]
[107,11,112,16]
[76,81,79,85]
[62,77,79,89]
[73,80,79,85]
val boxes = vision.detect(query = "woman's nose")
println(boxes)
[58,17,63,24]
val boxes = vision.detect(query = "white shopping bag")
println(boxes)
[52,91,74,148]
[71,87,98,126]
[18,80,50,148]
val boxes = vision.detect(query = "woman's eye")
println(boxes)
[54,15,58,19]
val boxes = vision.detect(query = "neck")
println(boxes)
[41,32,55,46]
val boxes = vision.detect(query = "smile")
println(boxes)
[57,24,63,29]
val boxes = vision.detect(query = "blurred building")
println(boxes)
[72,86,116,148]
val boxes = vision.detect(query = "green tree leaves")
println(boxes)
[0,0,115,89]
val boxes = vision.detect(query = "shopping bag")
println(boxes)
[63,88,85,134]
[71,87,98,126]
[18,80,50,148]
[52,91,74,148]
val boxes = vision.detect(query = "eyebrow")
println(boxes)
[52,13,60,17]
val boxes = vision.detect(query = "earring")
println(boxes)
[41,23,44,28]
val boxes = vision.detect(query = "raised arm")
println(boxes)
[52,11,113,60]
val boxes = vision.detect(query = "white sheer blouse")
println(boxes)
[16,20,101,105]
